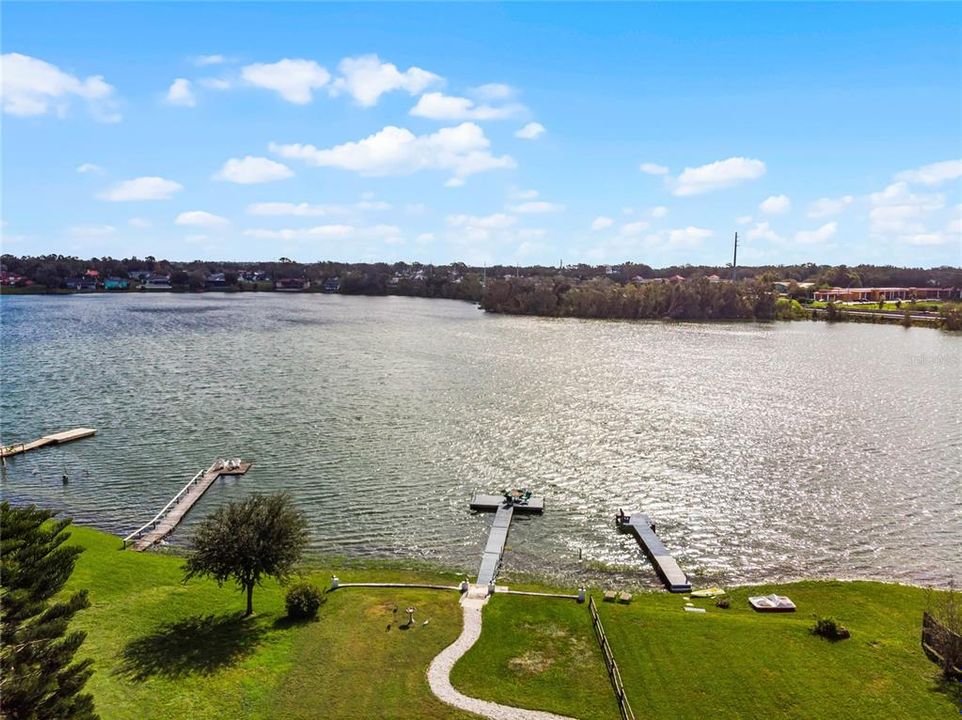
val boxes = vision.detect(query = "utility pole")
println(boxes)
[731,232,739,282]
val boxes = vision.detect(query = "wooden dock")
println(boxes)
[470,491,544,587]
[616,510,691,593]
[124,459,252,551]
[1,428,96,458]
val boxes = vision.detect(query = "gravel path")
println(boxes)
[426,590,578,720]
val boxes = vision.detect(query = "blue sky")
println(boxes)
[2,2,960,267]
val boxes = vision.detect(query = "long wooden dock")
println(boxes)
[470,491,544,587]
[1,428,96,458]
[616,510,691,593]
[124,459,252,551]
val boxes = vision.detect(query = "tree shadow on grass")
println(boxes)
[116,613,267,681]
[930,673,962,711]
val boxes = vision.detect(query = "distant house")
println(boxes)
[813,286,954,302]
[275,277,310,292]
[66,276,97,291]
[104,277,129,290]
[143,274,172,290]
[0,271,28,287]
[669,275,686,283]
[706,274,721,283]
[323,277,341,293]
[205,272,229,290]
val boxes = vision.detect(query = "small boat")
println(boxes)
[748,594,796,612]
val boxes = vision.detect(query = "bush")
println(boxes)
[715,597,730,609]
[285,581,325,620]
[811,615,850,641]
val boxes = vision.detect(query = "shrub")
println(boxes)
[811,615,850,641]
[715,597,730,609]
[285,581,325,620]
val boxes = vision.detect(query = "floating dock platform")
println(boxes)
[616,510,691,593]
[124,459,252,551]
[470,490,544,587]
[1,428,96,458]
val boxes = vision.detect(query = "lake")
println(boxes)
[1,293,959,587]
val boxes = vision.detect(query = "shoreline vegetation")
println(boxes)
[45,523,962,719]
[2,254,961,330]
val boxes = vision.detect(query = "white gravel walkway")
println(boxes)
[426,588,578,720]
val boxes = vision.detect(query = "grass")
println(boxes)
[57,526,959,719]
[452,594,620,719]
[594,581,960,719]
[64,526,474,720]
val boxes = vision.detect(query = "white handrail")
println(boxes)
[123,468,205,544]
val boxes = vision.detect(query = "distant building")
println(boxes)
[275,277,310,292]
[323,277,341,293]
[104,277,129,290]
[205,272,229,290]
[143,274,172,290]
[66,276,97,291]
[813,286,954,302]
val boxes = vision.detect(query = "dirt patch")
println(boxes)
[508,650,554,674]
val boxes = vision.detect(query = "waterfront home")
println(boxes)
[0,271,29,287]
[65,276,97,291]
[323,277,341,293]
[275,277,310,291]
[104,277,129,290]
[813,286,956,302]
[143,274,172,290]
[205,272,229,290]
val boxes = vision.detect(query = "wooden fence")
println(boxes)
[922,611,962,676]
[588,595,636,720]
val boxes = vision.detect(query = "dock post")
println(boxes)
[330,575,339,591]
[577,587,586,603]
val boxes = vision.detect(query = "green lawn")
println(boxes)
[595,581,960,719]
[57,526,959,719]
[64,526,474,720]
[452,594,620,720]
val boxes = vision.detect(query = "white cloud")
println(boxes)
[510,201,564,214]
[175,210,228,227]
[247,202,341,217]
[472,83,515,100]
[447,213,517,230]
[166,78,196,107]
[243,224,401,241]
[639,162,669,176]
[128,217,151,229]
[514,122,545,140]
[807,195,854,218]
[650,206,669,218]
[591,216,614,231]
[794,221,837,245]
[271,122,515,183]
[508,188,539,200]
[99,176,183,201]
[621,221,651,237]
[894,159,962,186]
[410,92,521,121]
[868,182,944,235]
[736,215,753,225]
[673,157,766,196]
[416,232,435,244]
[759,194,791,215]
[355,200,392,211]
[76,162,103,174]
[1,52,119,121]
[241,59,331,104]
[902,233,949,246]
[194,54,226,67]
[214,156,293,184]
[667,226,712,246]
[330,54,441,107]
[68,224,115,237]
[199,77,232,91]
[747,221,784,243]
[445,177,466,188]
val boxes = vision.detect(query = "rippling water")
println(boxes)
[1,293,960,587]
